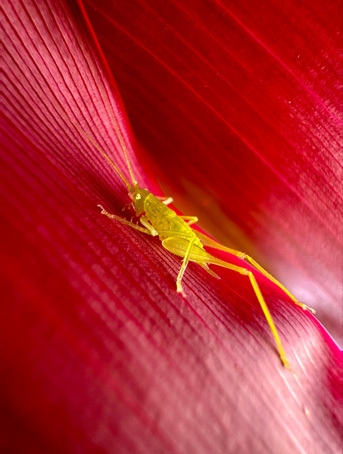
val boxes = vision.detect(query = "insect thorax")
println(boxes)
[145,195,197,239]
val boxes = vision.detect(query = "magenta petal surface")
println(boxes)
[1,0,342,453]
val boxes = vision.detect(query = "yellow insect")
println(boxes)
[76,90,314,369]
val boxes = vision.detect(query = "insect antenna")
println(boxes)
[58,83,136,191]
[69,118,133,190]
[97,81,137,187]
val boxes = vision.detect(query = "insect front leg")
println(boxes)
[139,216,159,236]
[98,205,155,235]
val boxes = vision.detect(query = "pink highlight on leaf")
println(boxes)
[1,0,342,452]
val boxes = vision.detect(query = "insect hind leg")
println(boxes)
[195,231,315,314]
[214,260,290,367]
[243,255,315,314]
[247,270,290,368]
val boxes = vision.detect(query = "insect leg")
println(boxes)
[156,196,173,205]
[242,255,315,313]
[179,216,198,225]
[162,233,290,365]
[195,231,315,313]
[162,236,197,296]
[213,260,290,367]
[136,216,159,235]
[176,236,197,296]
[248,269,290,368]
[198,263,221,279]
[98,205,153,235]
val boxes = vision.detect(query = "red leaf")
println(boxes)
[82,0,343,346]
[1,0,342,452]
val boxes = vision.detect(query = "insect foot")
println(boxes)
[97,204,107,215]
[176,281,186,297]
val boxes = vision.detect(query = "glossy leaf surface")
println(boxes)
[1,0,342,452]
